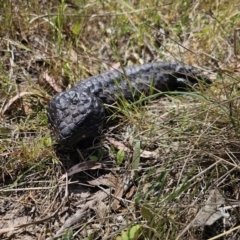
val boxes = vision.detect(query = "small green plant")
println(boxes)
[117,149,125,165]
[62,228,73,240]
[116,225,142,240]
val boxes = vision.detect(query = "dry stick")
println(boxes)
[209,225,240,240]
[1,181,79,192]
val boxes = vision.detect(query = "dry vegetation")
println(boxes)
[1,0,240,239]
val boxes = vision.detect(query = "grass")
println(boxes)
[1,0,240,239]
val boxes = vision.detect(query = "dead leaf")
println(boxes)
[42,71,63,93]
[193,189,229,226]
[106,137,131,152]
[94,201,108,223]
[60,161,105,180]
[69,48,78,63]
[109,62,121,71]
[112,176,124,211]
[125,185,136,199]
[2,92,33,115]
[106,137,159,159]
[140,150,159,159]
[88,173,116,188]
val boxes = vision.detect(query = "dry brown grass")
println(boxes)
[1,0,240,239]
